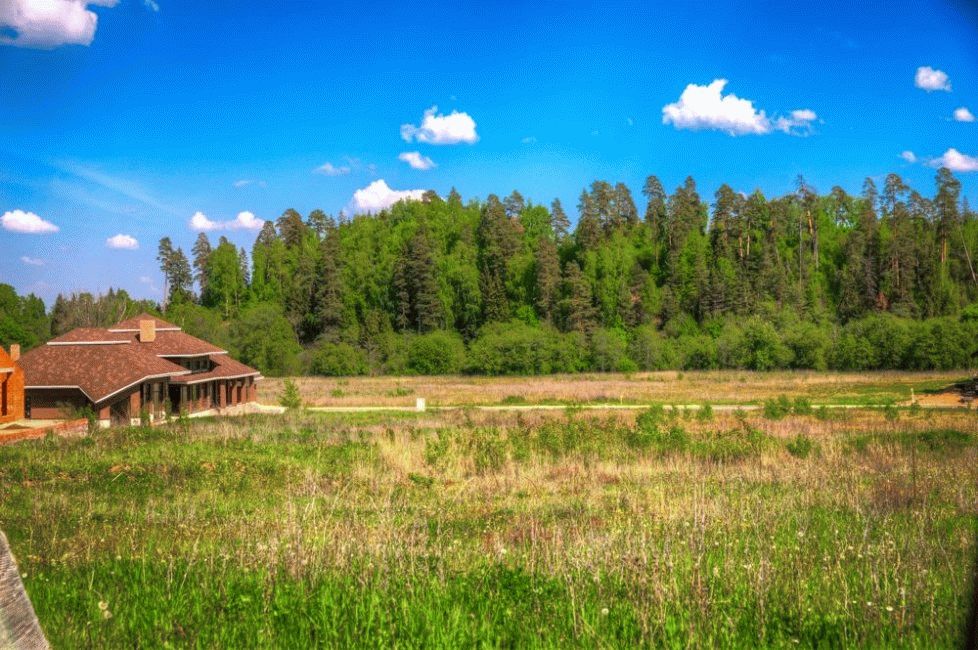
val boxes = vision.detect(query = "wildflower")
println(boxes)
[98,601,109,611]
[601,608,609,616]
[102,610,112,620]
[885,606,894,612]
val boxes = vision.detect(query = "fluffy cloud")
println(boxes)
[662,79,815,136]
[189,210,265,232]
[1,209,59,234]
[314,162,351,176]
[20,256,44,266]
[0,0,118,49]
[143,0,159,11]
[401,106,479,145]
[915,66,951,92]
[352,180,426,213]
[900,150,917,163]
[398,151,436,170]
[929,148,978,172]
[106,233,139,250]
[953,107,975,123]
[189,211,219,231]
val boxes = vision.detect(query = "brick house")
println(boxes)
[0,344,25,425]
[19,314,261,427]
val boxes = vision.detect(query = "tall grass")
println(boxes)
[1,409,976,647]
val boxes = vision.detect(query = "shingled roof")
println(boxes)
[20,344,189,404]
[108,313,181,332]
[20,315,260,405]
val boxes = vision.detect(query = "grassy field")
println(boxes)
[257,370,972,408]
[1,402,977,647]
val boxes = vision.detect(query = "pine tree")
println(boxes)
[191,232,212,295]
[314,219,343,334]
[534,237,560,322]
[559,261,597,333]
[575,191,602,251]
[551,198,571,243]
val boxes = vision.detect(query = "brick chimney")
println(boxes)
[10,344,20,362]
[139,319,156,343]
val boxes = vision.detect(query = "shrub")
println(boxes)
[762,395,792,420]
[786,434,815,459]
[310,341,368,376]
[468,322,585,375]
[230,303,301,376]
[697,403,714,422]
[677,335,717,370]
[406,331,466,375]
[792,397,813,416]
[278,379,302,409]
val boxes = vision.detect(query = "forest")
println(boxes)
[4,169,978,377]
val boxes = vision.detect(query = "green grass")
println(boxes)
[1,410,976,647]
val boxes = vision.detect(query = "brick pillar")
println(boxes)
[98,404,111,428]
[129,389,141,425]
[219,381,227,408]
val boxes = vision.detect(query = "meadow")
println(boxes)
[1,396,977,647]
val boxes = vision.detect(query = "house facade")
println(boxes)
[19,314,261,427]
[0,345,25,425]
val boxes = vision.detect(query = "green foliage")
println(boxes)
[762,395,793,420]
[310,341,368,377]
[405,331,467,375]
[278,379,302,409]
[230,303,301,376]
[468,322,586,374]
[786,434,815,459]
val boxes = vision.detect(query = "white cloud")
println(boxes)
[401,106,478,144]
[229,211,264,230]
[520,136,537,144]
[929,148,978,172]
[1,209,59,234]
[314,162,351,176]
[20,256,44,266]
[189,211,219,231]
[143,0,159,11]
[189,210,265,232]
[953,107,975,123]
[398,151,436,171]
[0,0,118,49]
[915,66,951,92]
[662,79,815,136]
[106,233,138,249]
[352,180,425,213]
[233,179,266,188]
[900,150,917,163]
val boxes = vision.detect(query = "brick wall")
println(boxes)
[0,347,24,424]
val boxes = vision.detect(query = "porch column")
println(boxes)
[129,389,141,425]
[219,381,227,408]
[98,404,111,429]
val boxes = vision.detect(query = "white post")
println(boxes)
[416,397,426,412]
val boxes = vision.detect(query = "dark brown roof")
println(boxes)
[20,344,189,404]
[169,354,261,384]
[138,331,226,356]
[108,313,181,332]
[48,329,131,344]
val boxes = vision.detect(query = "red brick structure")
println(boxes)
[0,345,25,425]
[19,314,261,427]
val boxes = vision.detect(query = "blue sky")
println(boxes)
[1,0,977,304]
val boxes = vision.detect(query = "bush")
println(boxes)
[468,322,586,375]
[278,379,301,409]
[310,341,368,376]
[406,331,467,375]
[762,395,792,420]
[677,334,717,370]
[629,407,689,453]
[792,397,813,416]
[786,434,815,459]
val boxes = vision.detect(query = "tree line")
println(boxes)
[4,169,978,376]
